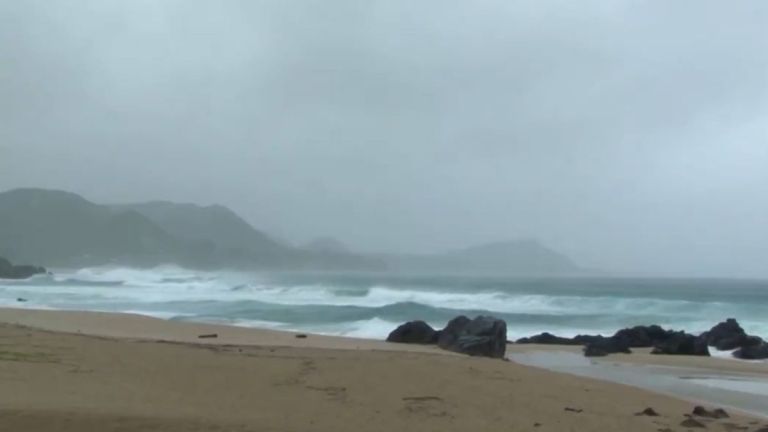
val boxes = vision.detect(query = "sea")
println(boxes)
[2,265,768,341]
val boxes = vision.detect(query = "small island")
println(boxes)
[0,257,47,280]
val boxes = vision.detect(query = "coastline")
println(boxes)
[2,308,768,431]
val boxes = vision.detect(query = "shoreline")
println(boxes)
[2,307,768,430]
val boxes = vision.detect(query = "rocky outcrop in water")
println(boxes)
[700,318,748,351]
[702,319,768,359]
[583,336,632,357]
[516,332,584,345]
[650,331,710,356]
[733,337,768,359]
[0,257,47,279]
[612,325,674,348]
[386,320,439,344]
[516,324,711,357]
[387,315,507,359]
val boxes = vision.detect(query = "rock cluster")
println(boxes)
[387,316,507,359]
[514,319,767,359]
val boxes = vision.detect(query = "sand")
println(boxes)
[1,308,767,432]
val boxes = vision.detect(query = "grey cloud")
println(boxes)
[1,0,767,276]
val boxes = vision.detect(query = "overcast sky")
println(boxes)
[1,0,767,277]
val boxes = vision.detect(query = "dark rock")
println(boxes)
[516,332,606,346]
[651,331,710,356]
[612,325,673,348]
[692,406,729,419]
[564,407,583,413]
[437,315,507,358]
[583,336,631,357]
[16,298,28,302]
[438,315,471,347]
[702,319,748,350]
[635,407,660,416]
[733,339,768,360]
[197,333,218,339]
[680,417,707,428]
[516,332,582,345]
[295,334,308,339]
[572,334,605,345]
[387,320,439,344]
[0,257,47,280]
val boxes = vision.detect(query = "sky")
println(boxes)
[1,0,767,277]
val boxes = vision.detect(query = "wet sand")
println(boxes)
[508,345,768,418]
[2,308,767,432]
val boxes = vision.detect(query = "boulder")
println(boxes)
[386,320,439,344]
[437,315,507,359]
[0,257,47,280]
[692,406,729,419]
[651,332,709,356]
[572,334,605,345]
[733,339,768,360]
[437,315,472,347]
[701,319,748,350]
[612,325,673,348]
[515,332,582,345]
[583,336,631,357]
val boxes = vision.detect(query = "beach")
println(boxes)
[2,308,767,432]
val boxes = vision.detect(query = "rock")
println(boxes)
[438,315,471,346]
[437,315,507,359]
[0,257,47,280]
[386,320,439,344]
[564,407,583,413]
[572,334,605,345]
[651,331,710,356]
[295,334,308,339]
[16,298,28,302]
[612,325,673,347]
[515,332,582,345]
[680,417,707,428]
[635,407,660,416]
[692,406,729,419]
[702,319,748,350]
[197,333,218,339]
[583,336,631,357]
[733,339,768,360]
[516,332,604,346]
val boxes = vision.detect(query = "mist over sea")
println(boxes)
[3,266,768,340]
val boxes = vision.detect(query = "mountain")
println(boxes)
[112,201,289,264]
[0,188,583,274]
[0,188,382,271]
[378,240,584,275]
[305,237,349,253]
[0,189,194,267]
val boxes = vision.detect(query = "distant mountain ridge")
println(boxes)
[0,188,586,274]
[112,201,284,259]
[0,188,379,270]
[376,240,583,276]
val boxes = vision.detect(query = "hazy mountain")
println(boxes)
[112,201,287,261]
[305,237,349,253]
[0,189,197,267]
[0,188,582,274]
[377,240,585,276]
[0,188,382,270]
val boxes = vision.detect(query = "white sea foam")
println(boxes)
[3,266,768,341]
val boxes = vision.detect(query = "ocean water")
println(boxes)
[2,266,768,341]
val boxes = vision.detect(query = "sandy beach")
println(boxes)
[2,308,767,432]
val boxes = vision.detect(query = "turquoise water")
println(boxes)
[2,266,768,340]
